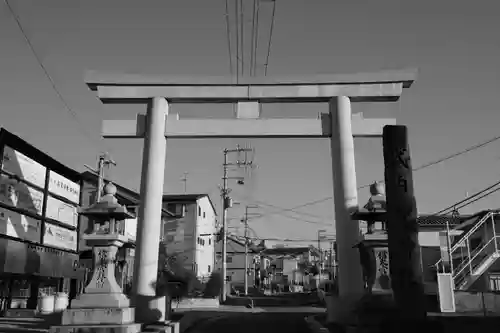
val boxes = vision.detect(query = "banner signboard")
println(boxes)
[0,176,44,216]
[48,170,80,204]
[0,206,41,243]
[43,222,77,251]
[1,146,47,188]
[45,195,78,228]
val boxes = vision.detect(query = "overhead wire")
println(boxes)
[281,133,500,209]
[433,179,500,215]
[3,0,107,153]
[224,0,233,77]
[239,0,245,76]
[263,0,276,76]
[234,0,240,83]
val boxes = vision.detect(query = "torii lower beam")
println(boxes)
[102,112,395,139]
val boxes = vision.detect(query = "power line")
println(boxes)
[283,133,500,209]
[234,0,240,83]
[454,186,500,211]
[434,179,500,215]
[4,0,106,153]
[239,0,244,76]
[263,0,276,76]
[224,0,233,77]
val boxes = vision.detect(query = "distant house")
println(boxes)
[214,235,262,285]
[161,194,217,279]
[260,246,321,287]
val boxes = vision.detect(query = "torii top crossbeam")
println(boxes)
[85,68,417,104]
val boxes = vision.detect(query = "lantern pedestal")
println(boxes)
[50,233,142,333]
[71,233,130,309]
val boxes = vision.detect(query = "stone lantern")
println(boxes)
[351,181,391,293]
[51,182,140,332]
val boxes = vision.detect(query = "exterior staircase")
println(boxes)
[435,211,500,311]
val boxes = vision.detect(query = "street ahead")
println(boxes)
[185,311,312,333]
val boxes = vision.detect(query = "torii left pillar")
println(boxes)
[133,97,168,323]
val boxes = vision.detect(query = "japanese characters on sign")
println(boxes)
[43,222,77,251]
[48,170,80,204]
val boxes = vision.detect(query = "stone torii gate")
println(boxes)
[85,68,416,322]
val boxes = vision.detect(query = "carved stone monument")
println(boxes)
[50,183,142,333]
[352,182,391,293]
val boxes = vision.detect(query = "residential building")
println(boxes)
[161,194,217,280]
[79,171,175,290]
[215,235,260,285]
[0,128,85,313]
[260,246,320,288]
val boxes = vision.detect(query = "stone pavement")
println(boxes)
[0,317,48,333]
[183,311,318,333]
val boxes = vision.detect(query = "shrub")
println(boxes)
[203,272,223,298]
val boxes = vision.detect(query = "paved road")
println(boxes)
[185,312,312,333]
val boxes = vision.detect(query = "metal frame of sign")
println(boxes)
[0,129,83,253]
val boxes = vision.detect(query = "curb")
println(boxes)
[181,314,230,333]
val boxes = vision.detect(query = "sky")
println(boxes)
[1,0,500,248]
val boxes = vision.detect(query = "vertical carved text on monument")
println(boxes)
[377,250,389,275]
[397,148,410,169]
[96,249,108,288]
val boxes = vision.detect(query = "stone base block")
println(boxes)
[62,307,135,325]
[144,321,179,333]
[50,323,141,333]
[71,292,130,309]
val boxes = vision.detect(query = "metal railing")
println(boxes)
[453,236,498,289]
[435,211,500,290]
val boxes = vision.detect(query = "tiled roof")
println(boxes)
[162,193,217,216]
[416,214,467,227]
[261,246,320,257]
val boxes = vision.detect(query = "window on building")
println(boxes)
[203,212,206,218]
[226,275,232,282]
[208,238,211,245]
[208,265,211,273]
[166,203,185,217]
[490,275,500,291]
[198,207,201,216]
[227,256,233,263]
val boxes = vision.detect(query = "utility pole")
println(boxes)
[84,152,116,203]
[220,145,254,302]
[317,229,326,286]
[243,204,259,295]
[84,152,116,233]
[180,172,188,193]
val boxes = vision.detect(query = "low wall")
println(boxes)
[454,291,500,314]
[174,297,220,309]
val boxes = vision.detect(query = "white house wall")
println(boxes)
[215,239,255,284]
[162,202,196,271]
[195,196,217,278]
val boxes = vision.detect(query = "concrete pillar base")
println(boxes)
[133,295,166,324]
[326,294,363,325]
